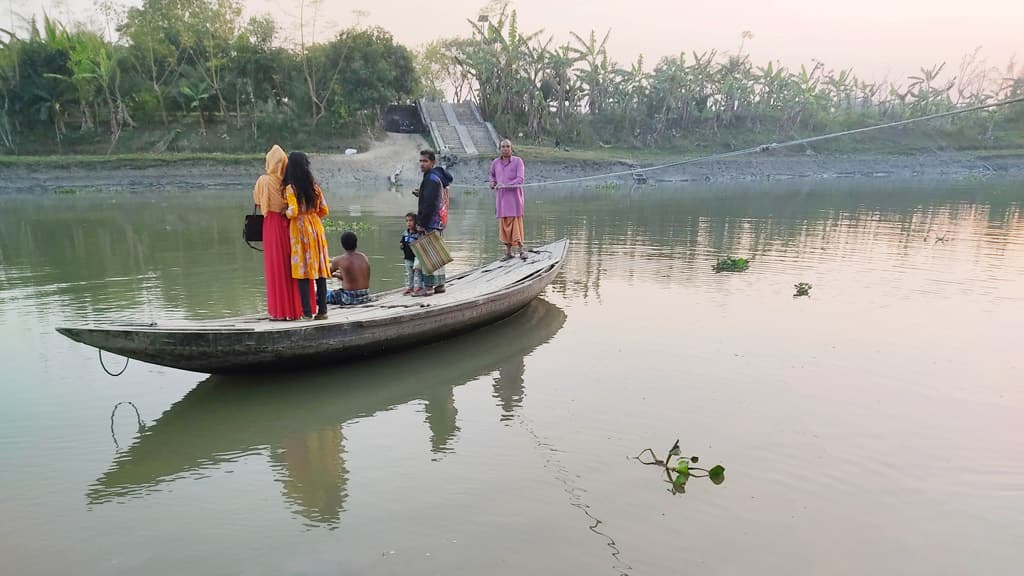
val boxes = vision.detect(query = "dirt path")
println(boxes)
[312,133,430,190]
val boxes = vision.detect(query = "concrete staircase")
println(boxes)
[418,100,500,157]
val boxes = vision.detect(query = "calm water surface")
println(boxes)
[1,180,1022,575]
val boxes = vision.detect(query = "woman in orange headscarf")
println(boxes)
[253,145,303,321]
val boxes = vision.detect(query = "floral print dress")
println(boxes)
[285,184,331,280]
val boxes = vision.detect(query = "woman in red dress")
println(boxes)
[253,145,303,320]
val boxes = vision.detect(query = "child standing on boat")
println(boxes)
[401,212,420,295]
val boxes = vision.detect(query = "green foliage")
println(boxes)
[431,6,1024,151]
[52,186,78,195]
[322,218,377,234]
[713,256,750,273]
[794,282,812,297]
[636,440,726,495]
[2,3,1023,156]
[593,181,621,191]
[0,4,419,154]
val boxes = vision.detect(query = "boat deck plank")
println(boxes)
[76,244,562,333]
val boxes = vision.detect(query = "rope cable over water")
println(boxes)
[451,96,1024,189]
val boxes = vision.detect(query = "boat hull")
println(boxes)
[57,239,568,374]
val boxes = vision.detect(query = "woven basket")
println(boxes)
[410,231,452,274]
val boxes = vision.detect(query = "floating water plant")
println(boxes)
[713,256,750,273]
[594,181,621,191]
[794,282,812,297]
[635,439,725,495]
[53,187,78,195]
[322,218,377,234]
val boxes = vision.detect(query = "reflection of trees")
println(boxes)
[0,194,265,319]
[454,182,1024,300]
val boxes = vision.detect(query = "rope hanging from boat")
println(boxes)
[98,348,129,377]
[451,95,1024,189]
[245,239,264,252]
[110,401,145,451]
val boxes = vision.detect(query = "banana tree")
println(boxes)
[569,29,612,115]
[180,81,211,134]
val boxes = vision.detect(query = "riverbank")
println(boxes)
[1,134,1023,195]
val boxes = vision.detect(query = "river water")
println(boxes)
[1,180,1022,575]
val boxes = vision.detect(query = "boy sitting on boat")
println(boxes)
[327,231,372,306]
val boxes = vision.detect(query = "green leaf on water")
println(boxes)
[673,472,688,488]
[709,465,726,485]
[675,460,689,476]
[713,256,750,273]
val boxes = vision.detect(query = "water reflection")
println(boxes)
[86,299,566,527]
[3,183,1021,316]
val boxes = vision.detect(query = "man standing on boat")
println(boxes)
[414,149,448,296]
[490,139,528,260]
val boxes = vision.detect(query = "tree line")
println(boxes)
[0,0,417,153]
[420,4,1024,149]
[2,0,1023,155]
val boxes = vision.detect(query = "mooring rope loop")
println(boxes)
[110,401,145,451]
[450,96,1024,189]
[98,348,129,377]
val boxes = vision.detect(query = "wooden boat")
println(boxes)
[88,298,567,512]
[57,238,568,374]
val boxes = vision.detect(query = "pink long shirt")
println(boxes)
[490,155,525,218]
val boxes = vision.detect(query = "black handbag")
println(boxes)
[243,204,264,250]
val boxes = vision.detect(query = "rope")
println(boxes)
[455,96,1024,189]
[245,239,264,252]
[98,348,129,377]
[110,401,145,451]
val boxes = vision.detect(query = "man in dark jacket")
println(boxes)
[414,149,449,295]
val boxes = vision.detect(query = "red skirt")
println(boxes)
[263,211,303,320]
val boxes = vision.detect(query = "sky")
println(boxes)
[14,0,1024,83]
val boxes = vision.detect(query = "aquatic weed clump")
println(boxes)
[794,282,812,297]
[322,218,377,234]
[713,256,750,273]
[635,439,725,495]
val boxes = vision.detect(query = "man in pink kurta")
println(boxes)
[489,139,527,260]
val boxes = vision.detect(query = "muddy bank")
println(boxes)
[1,138,1023,195]
[451,151,1024,188]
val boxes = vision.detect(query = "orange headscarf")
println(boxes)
[252,145,288,215]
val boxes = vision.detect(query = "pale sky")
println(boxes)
[17,0,1024,83]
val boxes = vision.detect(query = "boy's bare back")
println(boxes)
[331,251,371,291]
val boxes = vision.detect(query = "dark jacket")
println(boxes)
[417,170,445,231]
[401,230,417,261]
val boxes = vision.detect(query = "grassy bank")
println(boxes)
[3,119,1024,171]
[0,117,374,161]
[0,153,264,169]
[515,121,1024,165]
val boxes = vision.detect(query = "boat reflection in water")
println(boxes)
[87,299,567,527]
